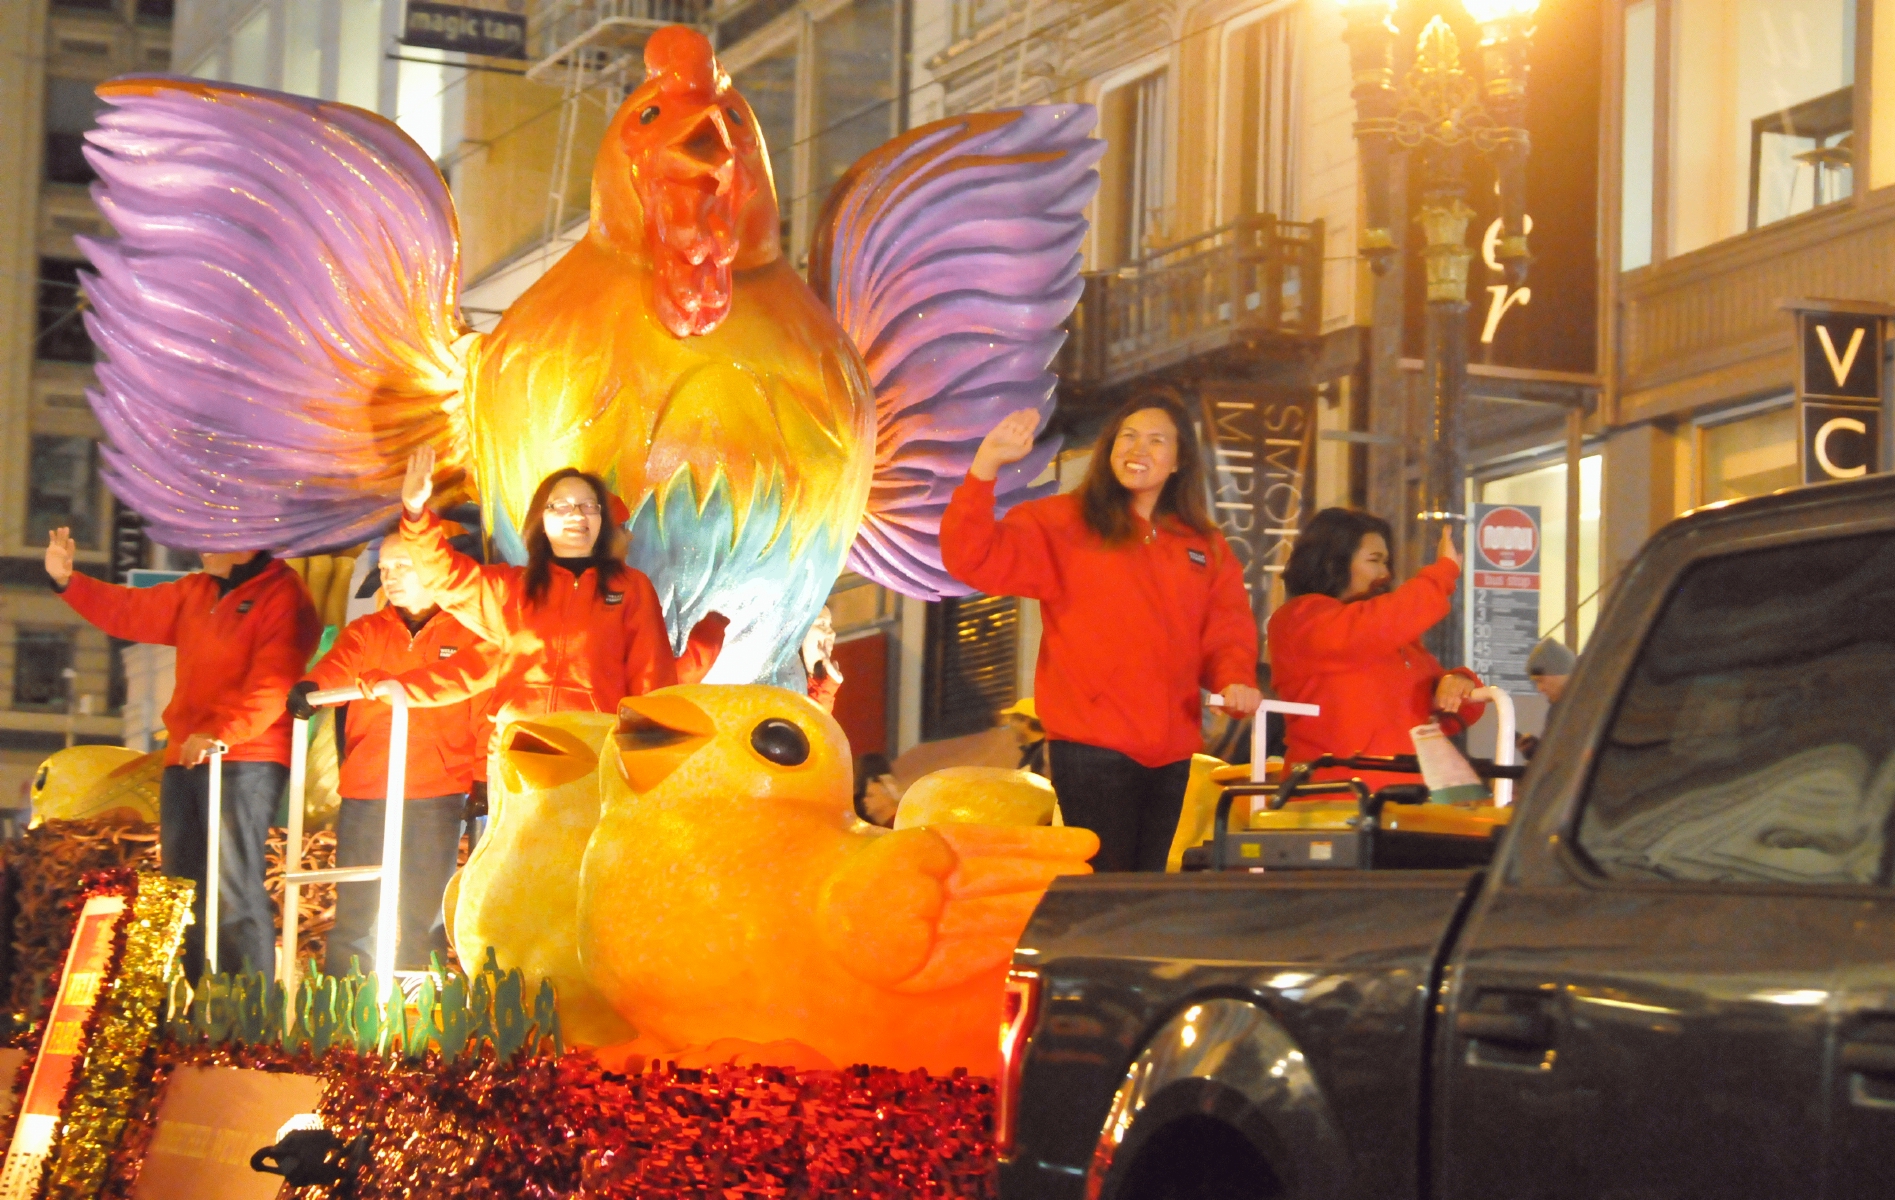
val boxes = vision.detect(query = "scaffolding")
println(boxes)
[527,0,715,251]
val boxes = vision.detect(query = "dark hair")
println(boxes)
[1078,394,1216,543]
[522,468,626,605]
[1283,508,1393,599]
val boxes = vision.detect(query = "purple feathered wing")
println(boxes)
[77,76,468,554]
[809,106,1103,600]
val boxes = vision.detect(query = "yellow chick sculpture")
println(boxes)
[29,745,160,826]
[577,685,1097,1075]
[448,711,633,1048]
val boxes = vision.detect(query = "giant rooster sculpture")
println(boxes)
[77,25,1101,682]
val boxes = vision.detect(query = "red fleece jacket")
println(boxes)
[1266,557,1483,790]
[61,562,321,766]
[941,477,1259,768]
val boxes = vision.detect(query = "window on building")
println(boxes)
[229,4,272,87]
[952,0,1010,42]
[1099,69,1168,266]
[1481,454,1603,647]
[52,0,116,12]
[811,0,899,224]
[136,0,176,21]
[12,629,75,713]
[1577,531,1895,886]
[922,595,1018,741]
[44,76,106,187]
[338,0,385,111]
[1222,11,1296,223]
[1620,0,1656,269]
[37,258,93,364]
[1700,402,1797,503]
[284,0,324,96]
[733,47,797,252]
[1666,0,1855,256]
[28,435,104,551]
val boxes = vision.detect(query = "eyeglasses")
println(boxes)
[545,501,603,517]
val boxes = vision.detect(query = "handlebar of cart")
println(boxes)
[270,682,407,1023]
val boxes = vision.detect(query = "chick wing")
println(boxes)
[817,824,1097,994]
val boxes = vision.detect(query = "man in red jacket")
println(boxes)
[47,527,321,979]
[290,528,492,976]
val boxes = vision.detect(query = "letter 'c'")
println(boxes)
[1815,416,1869,479]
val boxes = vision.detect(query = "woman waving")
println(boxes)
[942,398,1261,872]
[388,448,713,723]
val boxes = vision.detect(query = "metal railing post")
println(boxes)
[374,692,408,1005]
[203,740,228,976]
[1470,686,1518,807]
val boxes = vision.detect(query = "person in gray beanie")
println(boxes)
[1526,637,1577,704]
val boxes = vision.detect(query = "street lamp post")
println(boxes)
[1338,0,1538,668]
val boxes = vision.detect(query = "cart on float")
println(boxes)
[1187,686,1525,873]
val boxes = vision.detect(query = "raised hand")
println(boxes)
[1437,524,1462,570]
[44,527,76,587]
[401,446,436,516]
[969,409,1042,482]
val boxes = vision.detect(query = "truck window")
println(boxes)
[1576,531,1895,887]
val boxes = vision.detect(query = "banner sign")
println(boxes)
[0,894,127,1198]
[1199,382,1318,627]
[401,1,528,59]
[131,1068,327,1200]
[1793,308,1886,485]
[1467,503,1541,696]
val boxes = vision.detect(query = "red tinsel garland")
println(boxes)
[101,1040,999,1200]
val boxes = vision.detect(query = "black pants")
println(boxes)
[1049,742,1192,872]
[160,761,286,980]
[325,795,464,976]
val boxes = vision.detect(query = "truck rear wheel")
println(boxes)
[1116,1115,1281,1200]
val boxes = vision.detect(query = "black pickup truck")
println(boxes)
[997,473,1895,1200]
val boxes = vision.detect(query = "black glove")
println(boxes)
[463,781,488,822]
[286,680,319,721]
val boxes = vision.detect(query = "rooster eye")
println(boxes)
[725,106,745,128]
[750,719,810,767]
[639,105,661,124]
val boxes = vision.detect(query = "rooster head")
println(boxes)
[591,25,781,338]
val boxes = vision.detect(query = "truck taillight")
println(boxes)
[997,968,1041,1159]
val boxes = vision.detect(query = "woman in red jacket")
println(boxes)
[393,448,694,724]
[943,397,1262,872]
[1267,508,1483,792]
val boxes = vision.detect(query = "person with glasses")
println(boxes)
[384,448,714,727]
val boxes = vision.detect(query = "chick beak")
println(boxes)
[614,694,715,793]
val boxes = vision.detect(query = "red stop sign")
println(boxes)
[1477,506,1538,570]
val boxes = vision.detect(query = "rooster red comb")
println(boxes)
[644,25,718,96]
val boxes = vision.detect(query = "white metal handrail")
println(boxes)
[280,682,410,1023]
[1469,685,1518,807]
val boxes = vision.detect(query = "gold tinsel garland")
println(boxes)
[40,874,192,1200]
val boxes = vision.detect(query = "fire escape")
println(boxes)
[525,1,714,252]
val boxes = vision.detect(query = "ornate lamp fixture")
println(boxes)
[1337,0,1540,667]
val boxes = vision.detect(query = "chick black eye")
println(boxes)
[751,718,809,766]
[640,105,661,124]
[725,106,745,127]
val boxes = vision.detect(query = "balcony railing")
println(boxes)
[1060,215,1324,390]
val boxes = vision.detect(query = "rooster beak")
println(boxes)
[614,694,715,793]
[672,109,733,172]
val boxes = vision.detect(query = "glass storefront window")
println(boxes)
[1701,403,1798,503]
[28,435,103,551]
[1481,455,1604,648]
[1668,0,1855,256]
[228,5,272,88]
[732,48,797,252]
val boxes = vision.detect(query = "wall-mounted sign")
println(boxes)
[1197,381,1318,627]
[1466,503,1541,696]
[401,1,527,59]
[1787,302,1892,486]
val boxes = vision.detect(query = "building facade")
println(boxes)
[0,0,175,814]
[1599,0,1895,582]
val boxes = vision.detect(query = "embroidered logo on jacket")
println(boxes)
[236,600,254,614]
[439,646,459,659]
[1187,549,1208,567]
[603,592,624,606]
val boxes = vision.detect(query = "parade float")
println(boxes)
[0,22,1106,1199]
